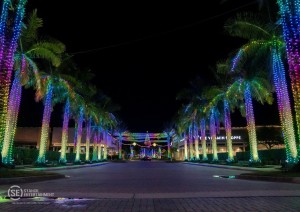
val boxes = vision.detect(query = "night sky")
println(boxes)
[18,0,280,132]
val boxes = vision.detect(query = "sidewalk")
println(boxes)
[183,162,300,184]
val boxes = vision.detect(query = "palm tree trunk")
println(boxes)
[167,134,171,159]
[103,145,107,160]
[103,131,107,160]
[118,134,122,160]
[188,126,193,160]
[0,0,10,62]
[277,0,300,149]
[244,83,260,163]
[98,144,102,161]
[158,146,162,159]
[59,99,70,164]
[37,82,52,164]
[210,110,218,161]
[272,49,298,163]
[75,107,84,162]
[0,0,27,149]
[130,146,134,159]
[184,133,188,160]
[97,129,102,161]
[85,116,92,162]
[1,72,22,165]
[92,132,98,161]
[194,125,200,160]
[200,119,208,160]
[224,100,234,162]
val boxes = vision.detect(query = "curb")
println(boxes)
[182,162,280,172]
[236,174,300,184]
[182,162,254,171]
[0,174,65,185]
[183,162,300,184]
[19,162,109,172]
[40,162,109,171]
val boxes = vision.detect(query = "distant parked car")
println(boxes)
[141,156,152,161]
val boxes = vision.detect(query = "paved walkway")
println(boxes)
[1,196,300,211]
[1,161,299,211]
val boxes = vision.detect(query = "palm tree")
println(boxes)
[73,97,85,163]
[174,109,189,160]
[277,1,300,152]
[200,118,208,161]
[91,93,118,162]
[203,62,240,162]
[0,0,27,150]
[227,71,273,163]
[207,107,219,162]
[36,75,52,164]
[226,13,298,163]
[59,97,70,164]
[176,77,209,161]
[84,102,98,162]
[58,76,81,164]
[1,10,65,165]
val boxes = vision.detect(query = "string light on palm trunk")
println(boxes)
[85,116,92,161]
[224,99,234,162]
[75,107,84,162]
[194,122,200,160]
[0,0,27,150]
[277,0,300,149]
[244,83,260,163]
[272,48,298,163]
[92,132,98,161]
[200,119,208,161]
[37,80,52,164]
[59,99,70,164]
[210,108,218,161]
[1,71,22,165]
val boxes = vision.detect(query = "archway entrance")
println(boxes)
[115,132,171,160]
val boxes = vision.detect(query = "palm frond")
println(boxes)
[225,13,271,40]
[28,42,65,67]
[21,9,43,44]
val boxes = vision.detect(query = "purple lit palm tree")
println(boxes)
[0,0,27,149]
[277,1,300,153]
[1,11,65,165]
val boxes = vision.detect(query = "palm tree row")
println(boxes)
[173,11,299,165]
[0,8,119,166]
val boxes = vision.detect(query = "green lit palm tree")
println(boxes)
[176,78,210,161]
[174,106,190,161]
[225,12,298,163]
[36,73,75,164]
[203,61,240,162]
[227,69,273,163]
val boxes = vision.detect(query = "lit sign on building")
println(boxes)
[205,136,241,140]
